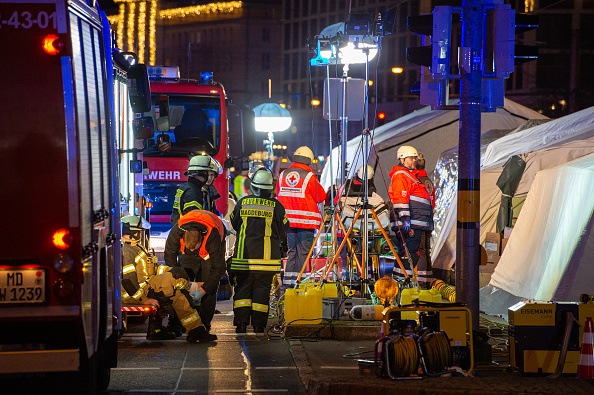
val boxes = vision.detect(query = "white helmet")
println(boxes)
[121,215,150,236]
[397,145,418,159]
[209,158,223,175]
[250,167,274,197]
[356,165,374,180]
[185,154,212,176]
[291,146,314,165]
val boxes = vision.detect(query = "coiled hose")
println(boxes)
[431,279,456,302]
[418,331,453,375]
[389,335,419,377]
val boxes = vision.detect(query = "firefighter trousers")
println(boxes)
[232,271,275,327]
[148,267,203,332]
[393,229,433,289]
[179,256,218,331]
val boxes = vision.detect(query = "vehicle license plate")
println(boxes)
[0,269,45,303]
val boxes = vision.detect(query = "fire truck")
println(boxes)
[0,0,151,390]
[142,67,230,257]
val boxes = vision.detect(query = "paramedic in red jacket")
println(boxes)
[388,146,434,288]
[276,146,326,286]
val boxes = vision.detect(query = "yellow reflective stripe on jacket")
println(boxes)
[234,299,252,308]
[123,264,135,274]
[130,282,148,301]
[156,265,169,275]
[252,303,268,313]
[263,216,272,260]
[237,216,247,259]
[135,250,150,279]
[183,201,203,211]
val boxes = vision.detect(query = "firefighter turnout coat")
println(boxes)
[229,195,290,326]
[170,177,206,226]
[388,164,434,231]
[276,163,326,229]
[121,242,202,331]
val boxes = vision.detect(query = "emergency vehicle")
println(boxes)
[0,0,150,390]
[142,67,230,256]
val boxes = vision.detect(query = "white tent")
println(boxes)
[319,99,548,201]
[481,152,594,316]
[432,106,594,277]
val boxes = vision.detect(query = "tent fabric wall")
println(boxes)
[487,153,594,307]
[319,99,548,197]
[433,136,594,272]
[432,107,594,273]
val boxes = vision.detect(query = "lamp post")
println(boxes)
[253,103,292,169]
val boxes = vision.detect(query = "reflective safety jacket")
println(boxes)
[388,164,434,231]
[414,169,435,208]
[164,210,227,295]
[276,163,326,229]
[229,195,290,272]
[121,242,170,303]
[170,177,206,226]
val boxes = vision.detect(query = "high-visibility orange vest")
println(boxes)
[178,210,225,259]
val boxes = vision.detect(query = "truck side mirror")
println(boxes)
[127,64,151,113]
[133,116,155,140]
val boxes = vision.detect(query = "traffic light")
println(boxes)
[407,6,457,79]
[512,12,539,65]
[407,6,460,109]
[481,5,538,112]
[377,111,386,125]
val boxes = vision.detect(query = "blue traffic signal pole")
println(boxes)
[456,0,483,331]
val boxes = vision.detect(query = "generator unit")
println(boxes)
[508,301,594,374]
[381,305,474,373]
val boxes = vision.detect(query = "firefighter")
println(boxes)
[229,167,290,334]
[170,154,214,226]
[164,210,227,335]
[121,216,216,342]
[203,158,223,215]
[388,146,434,288]
[276,146,326,287]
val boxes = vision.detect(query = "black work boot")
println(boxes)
[253,326,265,335]
[187,326,217,343]
[166,314,185,337]
[147,316,176,340]
[236,322,248,334]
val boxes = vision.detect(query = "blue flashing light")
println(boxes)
[200,71,213,85]
[294,94,300,98]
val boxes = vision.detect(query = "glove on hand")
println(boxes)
[403,221,411,233]
[191,288,205,303]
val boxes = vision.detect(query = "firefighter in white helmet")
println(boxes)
[276,146,326,287]
[229,167,289,333]
[121,216,212,341]
[171,154,216,226]
[388,146,434,288]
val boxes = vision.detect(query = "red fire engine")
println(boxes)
[0,0,151,390]
[142,67,231,250]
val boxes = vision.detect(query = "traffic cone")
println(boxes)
[577,316,594,379]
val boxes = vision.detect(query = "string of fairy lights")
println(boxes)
[108,1,242,66]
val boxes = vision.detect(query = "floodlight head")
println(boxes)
[310,22,379,66]
[253,103,292,133]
